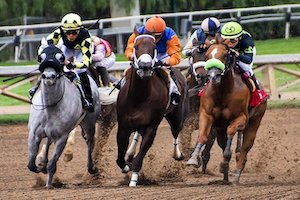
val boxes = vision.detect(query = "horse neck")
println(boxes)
[212,68,235,94]
[128,70,156,101]
[41,77,65,106]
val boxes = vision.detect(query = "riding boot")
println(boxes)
[78,71,94,112]
[96,66,110,86]
[251,74,262,99]
[28,79,41,100]
[169,70,181,105]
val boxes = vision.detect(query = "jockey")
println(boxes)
[182,17,221,56]
[124,16,181,105]
[29,13,94,112]
[91,36,116,87]
[220,21,262,99]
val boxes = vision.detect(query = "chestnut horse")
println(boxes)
[116,34,188,186]
[187,43,267,184]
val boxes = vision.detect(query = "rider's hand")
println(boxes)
[185,50,192,57]
[66,62,75,70]
[155,60,163,67]
[230,49,240,57]
[162,59,170,66]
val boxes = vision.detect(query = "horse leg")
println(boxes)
[36,138,51,173]
[46,134,68,188]
[235,115,263,184]
[200,128,217,173]
[27,129,43,173]
[81,124,98,174]
[165,112,185,160]
[130,126,158,187]
[116,126,131,173]
[222,114,247,182]
[63,127,77,162]
[187,111,213,166]
[235,131,243,163]
[126,131,140,163]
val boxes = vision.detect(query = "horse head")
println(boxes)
[204,43,234,85]
[190,46,208,86]
[132,34,157,78]
[38,45,65,86]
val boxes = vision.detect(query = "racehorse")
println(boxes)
[27,45,101,188]
[116,34,188,187]
[187,42,267,184]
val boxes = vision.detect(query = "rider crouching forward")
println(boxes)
[124,16,182,105]
[29,13,94,112]
[182,17,221,56]
[220,21,263,100]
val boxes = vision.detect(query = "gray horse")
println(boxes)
[27,45,101,188]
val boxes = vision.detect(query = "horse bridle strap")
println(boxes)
[133,35,158,69]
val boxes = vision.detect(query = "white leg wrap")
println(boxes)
[129,172,139,187]
[173,138,182,159]
[126,132,139,157]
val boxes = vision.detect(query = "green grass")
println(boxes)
[0,114,29,124]
[255,37,300,55]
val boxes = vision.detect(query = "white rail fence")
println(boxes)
[0,54,300,115]
[0,4,299,60]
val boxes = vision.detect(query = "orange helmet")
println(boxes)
[145,16,166,33]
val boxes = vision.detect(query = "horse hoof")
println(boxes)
[187,157,199,166]
[88,166,99,174]
[129,181,137,187]
[174,153,185,161]
[122,165,130,174]
[63,153,73,162]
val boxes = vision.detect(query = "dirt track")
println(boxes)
[0,108,299,199]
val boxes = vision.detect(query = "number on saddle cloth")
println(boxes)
[38,44,65,73]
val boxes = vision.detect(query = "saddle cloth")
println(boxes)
[98,86,119,105]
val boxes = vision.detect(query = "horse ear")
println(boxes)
[134,25,139,35]
[217,36,225,44]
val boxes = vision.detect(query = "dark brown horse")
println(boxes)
[187,43,267,184]
[116,34,188,186]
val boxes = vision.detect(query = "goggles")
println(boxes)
[65,30,80,35]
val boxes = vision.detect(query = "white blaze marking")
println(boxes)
[210,48,218,59]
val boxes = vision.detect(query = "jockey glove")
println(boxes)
[185,50,192,57]
[66,62,76,70]
[155,60,163,67]
[230,48,240,57]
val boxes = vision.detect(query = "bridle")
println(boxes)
[131,35,158,77]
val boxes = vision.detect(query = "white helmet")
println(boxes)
[201,17,220,35]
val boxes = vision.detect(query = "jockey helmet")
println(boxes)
[61,13,82,31]
[201,17,220,35]
[221,21,243,39]
[145,16,166,33]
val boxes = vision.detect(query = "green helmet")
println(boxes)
[61,13,82,31]
[221,21,243,39]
